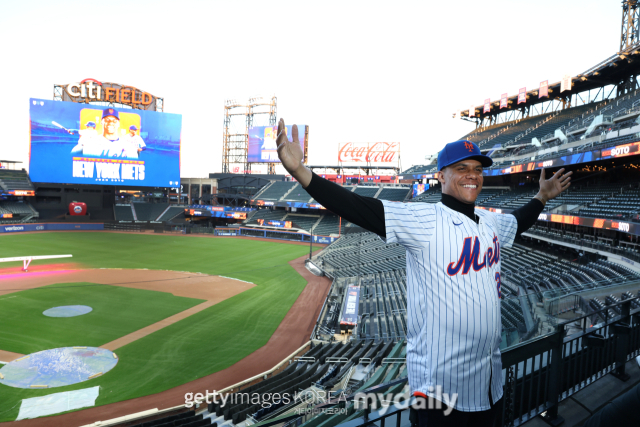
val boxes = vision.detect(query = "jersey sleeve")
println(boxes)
[495,212,517,248]
[380,200,435,251]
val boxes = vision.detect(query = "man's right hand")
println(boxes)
[276,118,312,187]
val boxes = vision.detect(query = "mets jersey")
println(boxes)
[381,200,517,412]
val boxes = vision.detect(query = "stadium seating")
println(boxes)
[246,209,287,225]
[282,184,313,203]
[0,201,38,216]
[524,225,640,263]
[401,164,437,174]
[312,214,347,236]
[203,340,406,425]
[0,169,34,192]
[351,185,380,197]
[253,181,297,201]
[576,188,640,219]
[410,187,442,203]
[129,410,212,427]
[500,243,640,301]
[114,205,134,221]
[157,206,186,222]
[132,203,170,221]
[287,214,319,231]
[376,187,410,202]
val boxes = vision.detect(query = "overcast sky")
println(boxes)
[0,0,621,177]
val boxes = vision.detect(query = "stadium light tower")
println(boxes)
[222,96,277,174]
[621,0,640,51]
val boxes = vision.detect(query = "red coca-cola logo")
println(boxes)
[338,142,399,163]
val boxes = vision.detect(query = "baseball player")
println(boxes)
[69,109,123,157]
[275,119,571,426]
[70,121,99,155]
[121,125,147,158]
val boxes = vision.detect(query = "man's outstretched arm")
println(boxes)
[276,119,386,237]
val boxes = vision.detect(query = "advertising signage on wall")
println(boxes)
[57,79,161,111]
[338,142,400,164]
[477,207,640,237]
[29,98,181,188]
[536,213,637,234]
[482,141,639,178]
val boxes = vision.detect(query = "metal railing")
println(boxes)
[336,298,640,427]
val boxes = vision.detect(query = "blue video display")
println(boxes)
[29,98,181,187]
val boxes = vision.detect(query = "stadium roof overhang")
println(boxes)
[458,45,640,120]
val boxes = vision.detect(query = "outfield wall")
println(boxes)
[0,223,104,233]
[215,227,338,244]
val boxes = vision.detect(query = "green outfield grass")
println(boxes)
[0,283,204,354]
[0,233,319,422]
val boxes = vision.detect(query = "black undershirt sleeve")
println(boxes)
[511,198,545,236]
[303,172,386,238]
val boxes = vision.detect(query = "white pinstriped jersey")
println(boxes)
[381,200,517,412]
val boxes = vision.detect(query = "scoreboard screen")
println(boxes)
[29,98,182,188]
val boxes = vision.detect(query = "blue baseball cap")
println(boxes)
[85,121,96,128]
[129,125,138,130]
[437,140,493,171]
[102,107,119,120]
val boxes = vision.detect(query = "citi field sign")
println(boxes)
[60,79,156,109]
[338,142,400,164]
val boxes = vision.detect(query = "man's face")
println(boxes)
[129,129,136,136]
[102,116,120,137]
[438,159,483,204]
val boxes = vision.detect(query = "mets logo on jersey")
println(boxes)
[447,234,500,276]
[447,234,502,297]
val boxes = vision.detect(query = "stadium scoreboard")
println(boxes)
[29,98,181,188]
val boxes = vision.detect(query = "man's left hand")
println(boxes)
[535,168,572,205]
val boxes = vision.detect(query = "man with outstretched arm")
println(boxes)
[276,119,571,427]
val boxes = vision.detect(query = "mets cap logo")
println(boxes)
[73,206,82,213]
[464,141,475,152]
[108,109,113,113]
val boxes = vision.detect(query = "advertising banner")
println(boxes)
[539,80,549,98]
[483,99,491,113]
[8,190,35,196]
[412,183,428,198]
[500,93,508,109]
[561,75,572,93]
[600,141,640,159]
[338,142,400,164]
[340,285,360,326]
[29,98,181,188]
[518,87,527,104]
[0,223,104,233]
[248,125,307,163]
[312,235,335,244]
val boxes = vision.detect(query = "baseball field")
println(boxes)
[0,232,322,422]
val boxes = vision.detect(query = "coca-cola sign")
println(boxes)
[338,142,400,163]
